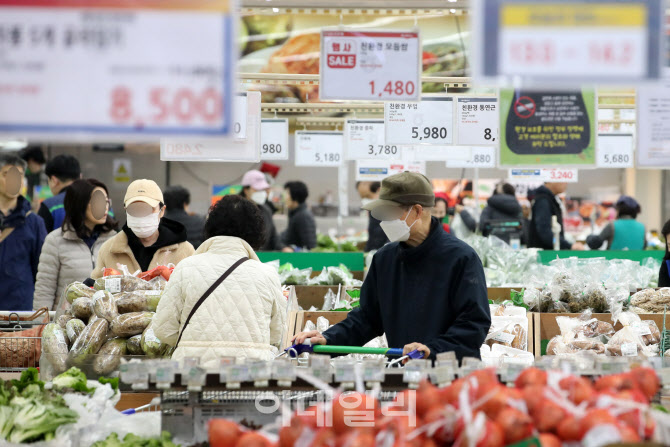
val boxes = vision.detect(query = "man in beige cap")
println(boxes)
[91,179,195,278]
[294,172,491,362]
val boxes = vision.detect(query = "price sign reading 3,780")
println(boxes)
[320,29,421,101]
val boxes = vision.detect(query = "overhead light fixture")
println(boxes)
[272,7,279,12]
[0,139,28,151]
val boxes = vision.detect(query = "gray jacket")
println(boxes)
[33,228,116,311]
[479,194,523,236]
[281,204,317,250]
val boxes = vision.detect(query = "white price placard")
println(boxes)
[476,0,663,85]
[509,168,579,183]
[234,94,248,140]
[446,147,496,168]
[356,160,426,182]
[456,97,499,146]
[160,91,260,162]
[409,145,469,162]
[345,119,401,160]
[0,0,235,141]
[295,131,343,167]
[320,29,421,101]
[638,76,670,167]
[385,97,454,146]
[260,119,289,160]
[597,134,634,168]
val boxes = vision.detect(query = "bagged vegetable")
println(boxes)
[546,313,607,355]
[65,319,86,345]
[110,312,154,337]
[64,282,96,304]
[94,275,152,293]
[629,288,670,313]
[485,316,528,351]
[280,267,312,286]
[71,297,93,320]
[140,322,171,358]
[56,314,74,329]
[42,323,69,373]
[92,290,119,322]
[93,338,128,376]
[606,311,656,357]
[68,318,109,367]
[126,335,143,355]
[116,290,163,313]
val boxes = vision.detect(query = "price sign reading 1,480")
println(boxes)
[385,97,454,146]
[295,131,344,167]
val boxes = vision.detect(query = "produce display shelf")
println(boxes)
[538,250,664,265]
[257,252,365,271]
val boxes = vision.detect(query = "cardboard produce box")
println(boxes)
[294,285,359,310]
[531,312,666,357]
[290,310,350,341]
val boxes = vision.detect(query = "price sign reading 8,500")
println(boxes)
[261,119,289,160]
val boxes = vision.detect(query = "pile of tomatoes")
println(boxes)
[208,366,662,447]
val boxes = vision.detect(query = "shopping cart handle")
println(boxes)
[121,408,136,415]
[284,342,314,358]
[407,349,424,359]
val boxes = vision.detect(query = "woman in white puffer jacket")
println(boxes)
[153,195,286,368]
[33,179,117,310]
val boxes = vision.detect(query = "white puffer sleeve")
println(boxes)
[33,232,60,311]
[153,262,186,347]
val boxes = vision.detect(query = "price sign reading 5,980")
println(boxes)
[385,97,454,146]
[320,29,421,101]
[295,131,344,167]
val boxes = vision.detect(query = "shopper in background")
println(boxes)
[478,182,523,237]
[38,155,81,232]
[154,195,286,366]
[241,170,285,251]
[356,181,388,251]
[20,145,47,204]
[281,181,317,250]
[163,185,205,249]
[586,196,645,251]
[0,154,47,311]
[92,179,195,279]
[528,182,582,250]
[293,172,491,362]
[34,179,117,310]
[431,192,451,233]
[658,219,670,287]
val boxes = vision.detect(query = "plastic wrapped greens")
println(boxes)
[280,267,312,285]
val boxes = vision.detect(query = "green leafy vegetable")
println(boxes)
[11,368,43,393]
[99,376,119,391]
[510,289,529,310]
[92,430,179,447]
[52,367,91,393]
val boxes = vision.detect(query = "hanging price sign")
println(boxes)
[446,147,496,168]
[509,168,579,183]
[476,0,663,85]
[356,160,426,182]
[295,131,343,167]
[160,91,260,162]
[345,119,401,160]
[260,118,289,160]
[456,97,499,146]
[597,133,634,168]
[320,29,421,101]
[234,94,248,140]
[0,0,236,141]
[385,97,454,146]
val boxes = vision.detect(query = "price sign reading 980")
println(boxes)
[385,97,454,146]
[320,29,421,101]
[260,119,289,160]
[295,131,344,167]
[345,119,400,160]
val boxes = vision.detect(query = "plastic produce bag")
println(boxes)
[606,311,657,357]
[485,316,527,351]
[281,267,312,285]
[116,290,163,313]
[92,290,119,322]
[546,313,607,356]
[321,289,337,311]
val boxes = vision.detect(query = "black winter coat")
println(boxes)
[528,186,571,250]
[478,195,523,237]
[281,204,317,250]
[323,218,491,361]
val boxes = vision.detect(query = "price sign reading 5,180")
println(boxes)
[597,134,634,168]
[320,29,421,101]
[385,97,454,146]
[295,131,344,167]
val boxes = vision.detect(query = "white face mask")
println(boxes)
[361,198,374,207]
[380,209,417,243]
[251,190,268,205]
[127,212,160,239]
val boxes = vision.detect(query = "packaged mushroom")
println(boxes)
[546,313,607,356]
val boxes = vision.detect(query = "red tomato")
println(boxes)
[332,392,379,435]
[495,407,533,444]
[630,367,660,401]
[437,379,464,407]
[422,406,455,444]
[474,385,510,420]
[453,419,504,447]
[594,373,635,393]
[235,432,270,447]
[209,419,242,447]
[556,415,582,442]
[531,398,567,433]
[466,369,499,401]
[337,429,375,447]
[103,268,122,277]
[538,433,562,447]
[522,385,546,414]
[559,376,595,405]
[415,381,442,419]
[515,367,547,389]
[579,408,617,438]
[312,428,336,447]
[617,422,642,443]
[278,425,302,447]
[617,408,655,440]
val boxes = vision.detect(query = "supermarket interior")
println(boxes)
[4,0,670,446]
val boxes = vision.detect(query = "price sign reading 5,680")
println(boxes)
[385,97,454,146]
[320,29,421,101]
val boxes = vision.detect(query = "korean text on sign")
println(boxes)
[320,29,421,101]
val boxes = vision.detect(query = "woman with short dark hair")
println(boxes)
[153,195,286,366]
[34,179,117,310]
[586,196,645,251]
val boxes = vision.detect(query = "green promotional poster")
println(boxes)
[499,89,596,167]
